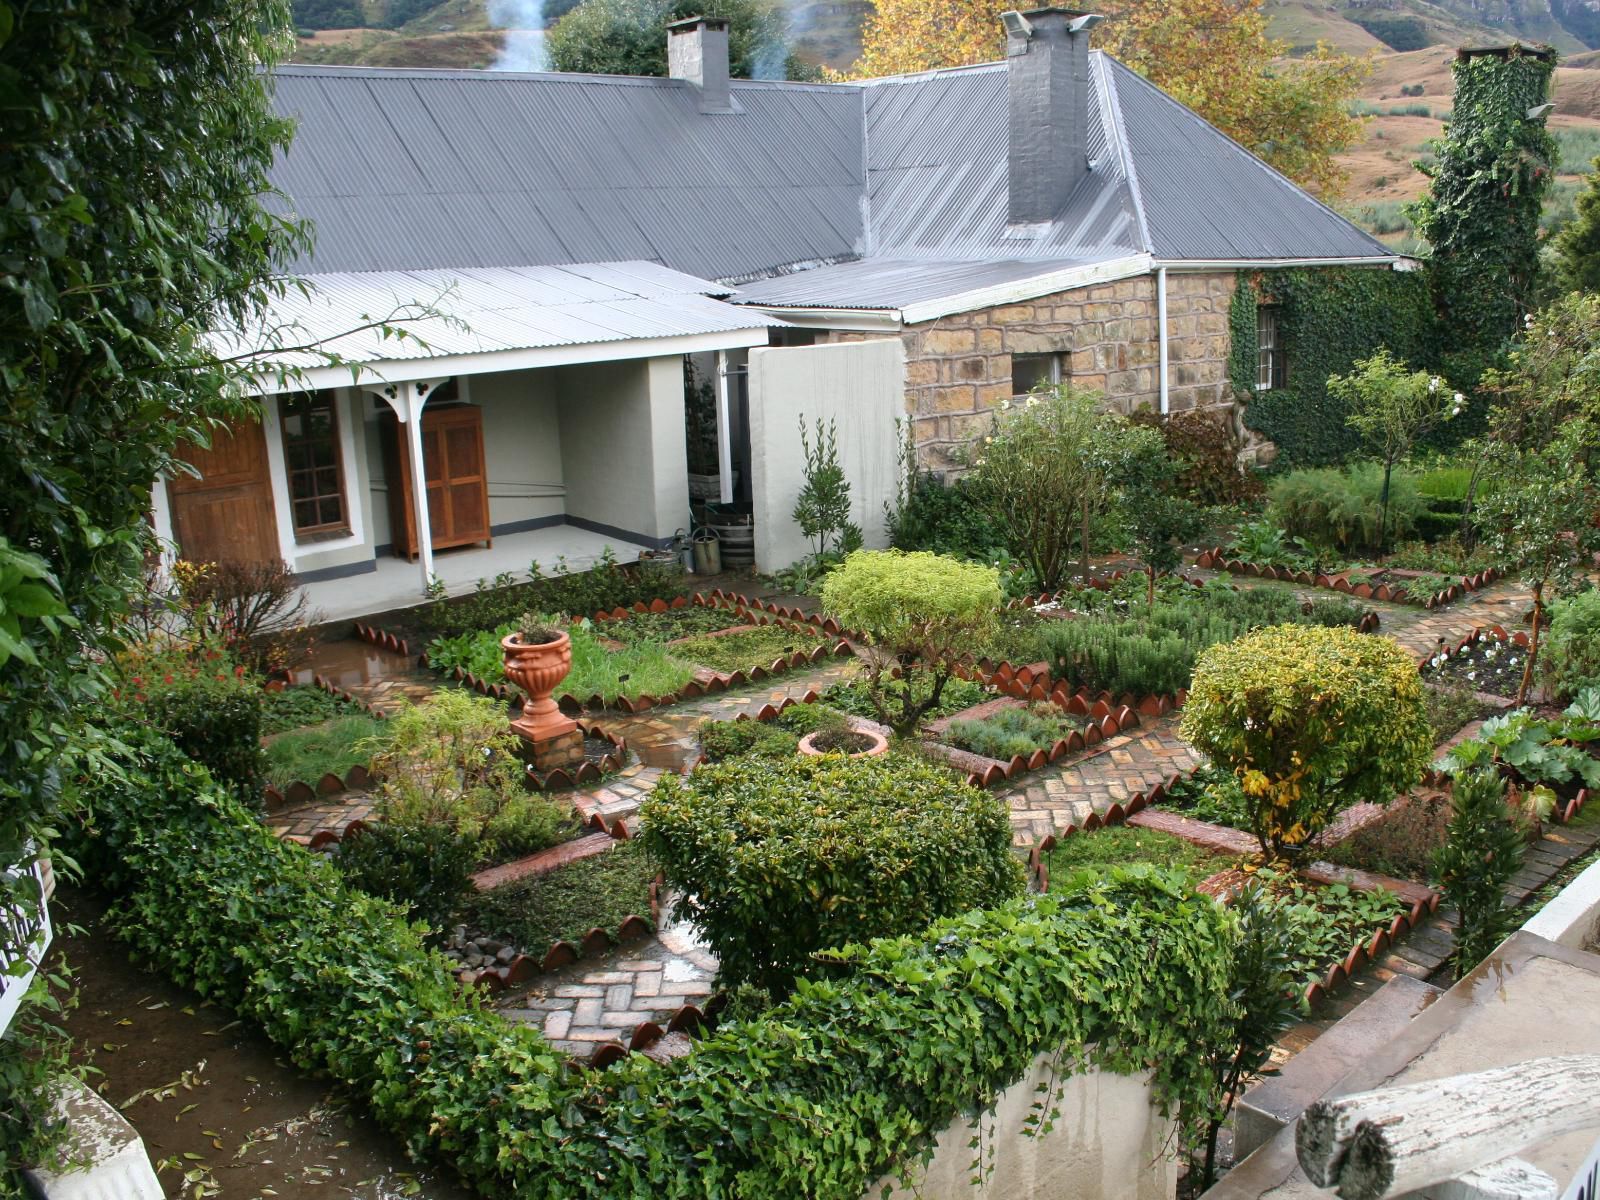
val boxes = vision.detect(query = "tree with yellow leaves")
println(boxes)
[848,0,1369,200]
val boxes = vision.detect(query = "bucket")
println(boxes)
[693,536,722,575]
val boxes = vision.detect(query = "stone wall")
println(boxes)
[823,270,1238,470]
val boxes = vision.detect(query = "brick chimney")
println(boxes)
[1004,8,1102,228]
[668,16,738,114]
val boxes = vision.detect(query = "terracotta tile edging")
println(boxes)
[1194,547,1501,609]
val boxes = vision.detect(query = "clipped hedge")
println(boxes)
[641,754,1025,993]
[73,730,1235,1199]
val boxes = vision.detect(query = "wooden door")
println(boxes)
[439,416,489,544]
[382,405,490,559]
[169,418,279,565]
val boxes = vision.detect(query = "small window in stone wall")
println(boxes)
[1257,306,1286,391]
[1012,352,1066,398]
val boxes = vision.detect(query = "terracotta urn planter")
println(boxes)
[502,629,578,742]
[797,728,890,760]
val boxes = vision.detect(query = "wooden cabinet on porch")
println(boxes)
[381,403,492,561]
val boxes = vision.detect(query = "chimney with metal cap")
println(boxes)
[668,16,738,114]
[1004,8,1102,228]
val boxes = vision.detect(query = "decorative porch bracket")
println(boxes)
[1295,1054,1600,1200]
[365,377,449,595]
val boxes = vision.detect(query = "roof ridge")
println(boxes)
[271,62,850,92]
[1095,54,1153,256]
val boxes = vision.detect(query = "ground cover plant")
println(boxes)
[259,683,364,735]
[1423,680,1501,746]
[669,625,814,675]
[71,732,1239,1200]
[597,606,747,645]
[1434,690,1600,802]
[1320,788,1453,884]
[1042,825,1222,879]
[1032,577,1369,700]
[1182,625,1433,860]
[427,618,696,705]
[1159,766,1254,832]
[1254,871,1408,986]
[945,703,1087,760]
[264,713,388,790]
[696,703,842,763]
[460,840,658,953]
[641,753,1024,995]
[1422,637,1532,699]
[820,550,1001,737]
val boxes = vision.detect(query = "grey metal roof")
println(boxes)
[213,261,781,369]
[269,66,866,282]
[267,52,1392,316]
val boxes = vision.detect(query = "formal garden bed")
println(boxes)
[1420,626,1533,699]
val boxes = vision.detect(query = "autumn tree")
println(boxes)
[849,0,1367,200]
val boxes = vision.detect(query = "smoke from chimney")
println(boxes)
[489,0,548,72]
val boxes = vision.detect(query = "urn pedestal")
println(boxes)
[502,631,579,750]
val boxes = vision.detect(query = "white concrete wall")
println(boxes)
[467,370,565,530]
[863,1062,1176,1200]
[748,339,905,573]
[556,355,690,544]
[1522,857,1600,951]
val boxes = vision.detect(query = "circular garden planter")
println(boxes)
[797,728,890,759]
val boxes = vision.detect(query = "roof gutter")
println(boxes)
[899,253,1153,324]
[1153,256,1400,271]
[739,306,905,333]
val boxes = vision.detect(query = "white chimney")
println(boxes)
[1004,8,1102,228]
[668,16,738,115]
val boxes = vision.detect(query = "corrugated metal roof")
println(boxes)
[269,66,866,282]
[1106,60,1394,262]
[733,257,1108,309]
[213,261,781,368]
[266,52,1393,316]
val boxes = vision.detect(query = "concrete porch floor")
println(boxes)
[298,525,653,623]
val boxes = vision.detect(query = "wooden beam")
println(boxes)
[1296,1054,1600,1199]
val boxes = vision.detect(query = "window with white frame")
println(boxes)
[1012,352,1067,398]
[1257,306,1286,391]
[280,391,348,539]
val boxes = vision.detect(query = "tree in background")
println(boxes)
[849,0,1367,200]
[1471,292,1600,704]
[546,0,798,79]
[1410,46,1557,379]
[1553,154,1600,295]
[1110,422,1206,605]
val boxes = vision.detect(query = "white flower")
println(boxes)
[984,435,994,445]
[999,397,1012,411]
[1429,376,1441,393]
[1026,395,1040,408]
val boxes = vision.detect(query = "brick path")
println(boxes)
[497,904,719,1060]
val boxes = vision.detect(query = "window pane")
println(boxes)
[1012,353,1062,397]
[281,392,346,533]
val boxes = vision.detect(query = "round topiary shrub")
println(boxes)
[639,753,1024,994]
[1180,624,1432,861]
[820,549,1001,736]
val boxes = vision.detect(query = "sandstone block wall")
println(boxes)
[822,270,1239,470]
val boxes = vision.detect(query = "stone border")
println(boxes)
[918,696,1140,788]
[1194,548,1504,609]
[1022,771,1443,1008]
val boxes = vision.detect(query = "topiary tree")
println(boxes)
[640,753,1025,995]
[1432,769,1524,980]
[1181,625,1433,862]
[819,550,1001,736]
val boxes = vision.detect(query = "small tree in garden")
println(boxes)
[792,414,856,558]
[1432,769,1524,980]
[1329,350,1463,553]
[1181,625,1433,861]
[820,550,1000,736]
[965,387,1099,591]
[640,754,1024,995]
[1112,422,1206,605]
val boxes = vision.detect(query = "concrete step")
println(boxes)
[1233,974,1442,1162]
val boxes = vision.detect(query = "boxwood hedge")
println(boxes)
[69,731,1237,1199]
[641,753,1026,993]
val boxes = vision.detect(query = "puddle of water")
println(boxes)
[54,891,476,1200]
[291,639,419,691]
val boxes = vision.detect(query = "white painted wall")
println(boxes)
[862,1062,1176,1200]
[556,355,689,544]
[1523,857,1600,951]
[468,369,565,529]
[748,339,905,572]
